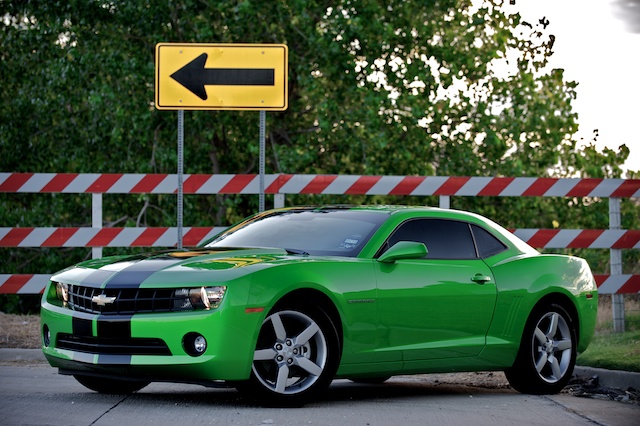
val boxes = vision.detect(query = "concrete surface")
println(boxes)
[2,347,638,390]
[2,364,640,426]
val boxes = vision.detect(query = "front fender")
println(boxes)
[245,259,378,365]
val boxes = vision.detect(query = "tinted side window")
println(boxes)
[471,224,507,258]
[386,219,477,259]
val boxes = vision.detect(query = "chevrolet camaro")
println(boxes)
[41,206,598,406]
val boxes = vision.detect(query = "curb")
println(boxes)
[1,349,638,391]
[573,366,640,390]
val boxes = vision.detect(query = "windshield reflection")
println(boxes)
[206,209,388,257]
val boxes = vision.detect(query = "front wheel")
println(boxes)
[505,303,577,394]
[236,304,340,406]
[73,375,149,394]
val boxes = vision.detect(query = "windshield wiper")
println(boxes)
[284,248,309,256]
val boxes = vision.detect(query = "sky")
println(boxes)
[509,0,640,173]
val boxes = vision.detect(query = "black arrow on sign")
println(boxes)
[170,53,275,101]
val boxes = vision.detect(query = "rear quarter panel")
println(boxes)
[481,253,598,365]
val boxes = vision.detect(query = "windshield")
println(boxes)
[205,209,388,257]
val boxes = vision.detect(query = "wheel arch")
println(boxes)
[529,292,580,345]
[504,291,580,394]
[272,288,344,351]
[240,287,345,405]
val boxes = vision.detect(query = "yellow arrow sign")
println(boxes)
[155,43,288,111]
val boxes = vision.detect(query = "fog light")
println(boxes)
[194,335,207,354]
[183,333,207,357]
[43,325,50,347]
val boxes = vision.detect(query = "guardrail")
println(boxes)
[2,172,639,196]
[1,173,639,295]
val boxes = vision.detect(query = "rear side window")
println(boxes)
[471,224,507,258]
[384,219,477,259]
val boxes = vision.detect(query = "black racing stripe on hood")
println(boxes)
[120,258,183,272]
[81,270,117,287]
[105,271,156,289]
[97,315,132,339]
[104,258,184,289]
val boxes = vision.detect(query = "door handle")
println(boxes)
[471,274,492,284]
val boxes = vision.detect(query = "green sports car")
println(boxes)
[41,206,598,406]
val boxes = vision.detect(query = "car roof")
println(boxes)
[278,205,436,213]
[275,205,537,255]
[277,205,473,218]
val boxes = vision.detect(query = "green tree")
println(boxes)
[3,1,631,180]
[1,1,636,313]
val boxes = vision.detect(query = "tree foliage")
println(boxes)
[1,1,637,313]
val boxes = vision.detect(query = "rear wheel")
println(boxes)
[505,303,576,394]
[237,304,340,406]
[73,375,149,394]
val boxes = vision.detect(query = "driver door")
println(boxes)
[374,218,497,362]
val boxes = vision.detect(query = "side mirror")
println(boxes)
[377,241,428,263]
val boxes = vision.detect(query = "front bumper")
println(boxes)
[40,300,261,383]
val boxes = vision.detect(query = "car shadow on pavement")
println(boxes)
[121,376,517,408]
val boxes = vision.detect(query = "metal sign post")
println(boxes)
[259,110,266,212]
[177,110,184,249]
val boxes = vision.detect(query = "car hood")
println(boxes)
[51,247,301,288]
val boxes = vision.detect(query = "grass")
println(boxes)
[576,295,640,372]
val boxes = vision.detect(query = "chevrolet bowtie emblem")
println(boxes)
[92,294,116,306]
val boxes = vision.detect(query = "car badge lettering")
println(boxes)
[92,294,116,306]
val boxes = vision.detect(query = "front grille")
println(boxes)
[57,333,171,355]
[68,285,181,315]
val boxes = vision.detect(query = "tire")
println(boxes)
[73,375,149,394]
[505,303,577,394]
[237,304,341,407]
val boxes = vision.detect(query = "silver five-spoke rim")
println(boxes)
[253,310,328,395]
[531,311,573,384]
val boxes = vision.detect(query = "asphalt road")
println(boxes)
[1,363,639,426]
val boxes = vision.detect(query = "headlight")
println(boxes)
[202,286,226,309]
[55,282,69,303]
[173,286,226,311]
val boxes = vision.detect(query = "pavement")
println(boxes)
[0,348,45,364]
[2,347,639,391]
